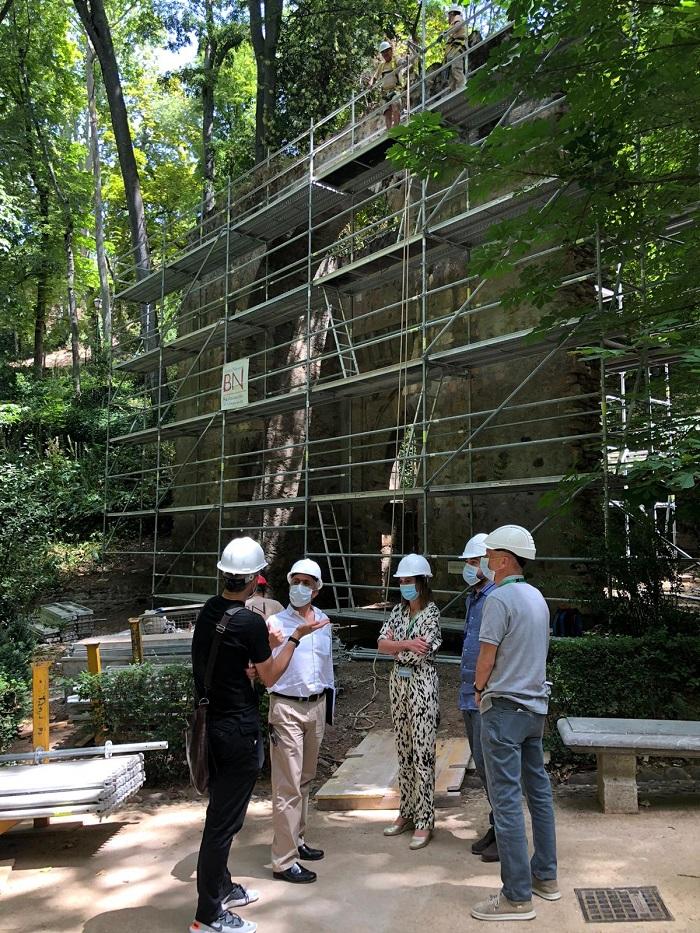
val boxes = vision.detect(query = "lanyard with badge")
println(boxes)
[397,608,421,679]
[498,576,525,587]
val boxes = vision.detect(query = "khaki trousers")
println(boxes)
[269,694,326,871]
[445,45,466,92]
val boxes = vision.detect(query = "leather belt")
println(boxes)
[271,691,325,703]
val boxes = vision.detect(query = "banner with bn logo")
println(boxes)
[221,357,249,410]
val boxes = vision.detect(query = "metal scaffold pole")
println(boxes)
[151,221,167,601]
[420,0,429,557]
[596,221,612,563]
[304,120,314,554]
[218,179,233,562]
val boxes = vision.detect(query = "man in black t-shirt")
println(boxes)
[189,537,328,933]
[192,594,272,718]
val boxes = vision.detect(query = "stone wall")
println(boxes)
[163,106,600,609]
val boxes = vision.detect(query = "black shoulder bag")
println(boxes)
[185,605,244,794]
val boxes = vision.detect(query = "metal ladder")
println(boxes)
[316,502,355,610]
[324,289,358,378]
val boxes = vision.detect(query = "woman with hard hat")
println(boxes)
[377,553,442,849]
[371,40,403,130]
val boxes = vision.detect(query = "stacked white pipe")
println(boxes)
[0,741,167,822]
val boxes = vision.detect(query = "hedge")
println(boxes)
[73,634,700,780]
[0,674,29,754]
[75,663,271,784]
[76,663,194,784]
[546,633,700,762]
[0,616,35,753]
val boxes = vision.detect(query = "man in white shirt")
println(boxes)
[266,559,334,884]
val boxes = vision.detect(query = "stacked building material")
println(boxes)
[0,754,146,821]
[31,601,99,644]
[61,629,194,679]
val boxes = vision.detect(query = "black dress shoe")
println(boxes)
[298,843,324,861]
[273,862,317,884]
[471,826,496,855]
[480,839,500,863]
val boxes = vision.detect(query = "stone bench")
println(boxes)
[557,717,700,814]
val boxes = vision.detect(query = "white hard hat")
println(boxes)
[484,525,536,560]
[287,558,323,589]
[447,4,464,16]
[394,553,433,578]
[378,40,392,53]
[460,533,489,559]
[217,536,267,576]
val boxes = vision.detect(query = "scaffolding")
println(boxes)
[104,2,694,624]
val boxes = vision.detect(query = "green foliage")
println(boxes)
[275,0,443,145]
[388,0,700,507]
[546,633,700,762]
[0,615,36,684]
[75,663,195,784]
[0,617,35,754]
[0,672,30,755]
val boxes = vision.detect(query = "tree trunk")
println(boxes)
[0,0,15,27]
[202,38,216,217]
[73,0,155,348]
[248,0,283,163]
[86,41,111,357]
[32,184,50,379]
[64,222,82,398]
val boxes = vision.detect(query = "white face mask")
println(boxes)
[479,556,495,581]
[289,583,314,608]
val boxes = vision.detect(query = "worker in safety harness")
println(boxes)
[443,4,472,93]
[371,40,404,131]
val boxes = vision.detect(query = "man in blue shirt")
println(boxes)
[459,533,497,862]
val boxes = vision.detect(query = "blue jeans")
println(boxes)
[462,709,493,826]
[481,699,557,902]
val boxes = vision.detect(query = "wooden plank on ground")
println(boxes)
[435,736,469,795]
[344,730,391,759]
[315,729,468,811]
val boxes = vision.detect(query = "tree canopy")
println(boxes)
[388,0,700,514]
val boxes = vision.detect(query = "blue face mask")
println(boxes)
[462,564,480,586]
[400,583,419,601]
[479,556,495,581]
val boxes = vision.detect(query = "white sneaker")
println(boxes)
[222,883,260,909]
[189,910,257,933]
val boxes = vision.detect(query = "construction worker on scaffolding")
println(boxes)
[371,40,404,131]
[444,4,469,93]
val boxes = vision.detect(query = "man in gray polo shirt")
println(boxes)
[470,525,559,923]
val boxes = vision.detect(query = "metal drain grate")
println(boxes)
[575,887,673,923]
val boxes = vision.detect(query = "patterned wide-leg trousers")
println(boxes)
[389,664,440,830]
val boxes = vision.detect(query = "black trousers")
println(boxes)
[196,714,261,924]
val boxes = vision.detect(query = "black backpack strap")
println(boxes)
[200,605,245,702]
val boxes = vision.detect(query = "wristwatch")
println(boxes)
[473,681,486,693]
[288,635,301,647]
